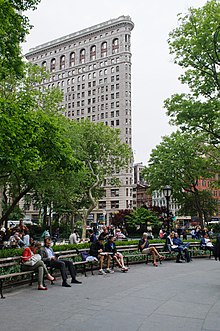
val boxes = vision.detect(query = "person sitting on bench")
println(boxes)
[166,232,184,263]
[89,235,113,275]
[104,235,128,271]
[40,238,82,287]
[22,241,55,290]
[173,232,191,262]
[139,232,165,267]
[200,234,214,252]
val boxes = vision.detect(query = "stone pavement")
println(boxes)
[1,258,220,331]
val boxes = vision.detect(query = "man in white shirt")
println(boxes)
[69,230,80,244]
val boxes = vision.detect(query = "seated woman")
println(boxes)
[105,235,128,271]
[139,232,165,267]
[21,241,55,290]
[200,234,214,252]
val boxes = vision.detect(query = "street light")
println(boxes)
[163,185,172,233]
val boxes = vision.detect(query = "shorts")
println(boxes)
[142,248,151,254]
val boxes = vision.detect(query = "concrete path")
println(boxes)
[1,258,220,331]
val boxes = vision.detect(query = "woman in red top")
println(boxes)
[22,241,54,290]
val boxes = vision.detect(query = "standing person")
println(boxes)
[40,238,82,287]
[159,228,164,239]
[139,233,165,267]
[105,235,128,271]
[99,226,109,240]
[22,229,30,247]
[16,219,28,232]
[69,230,80,244]
[52,228,60,245]
[21,241,55,290]
[89,235,113,275]
[41,227,50,240]
[88,229,97,243]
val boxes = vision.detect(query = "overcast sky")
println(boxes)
[22,0,207,164]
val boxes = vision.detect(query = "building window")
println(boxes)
[90,45,96,60]
[112,38,119,54]
[111,200,119,209]
[50,58,56,72]
[111,189,119,197]
[101,41,107,57]
[60,55,65,70]
[69,52,75,66]
[98,201,106,209]
[42,61,47,70]
[80,49,86,64]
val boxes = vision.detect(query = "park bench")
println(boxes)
[0,256,35,299]
[55,248,98,276]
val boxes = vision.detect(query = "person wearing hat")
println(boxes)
[139,232,165,267]
[105,235,128,271]
[89,235,113,275]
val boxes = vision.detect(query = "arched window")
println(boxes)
[60,55,65,70]
[42,61,47,71]
[69,52,75,67]
[50,58,56,72]
[101,42,107,58]
[112,38,119,54]
[80,49,86,64]
[90,45,96,60]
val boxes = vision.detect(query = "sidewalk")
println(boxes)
[1,258,220,331]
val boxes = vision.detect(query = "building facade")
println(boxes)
[133,163,151,208]
[25,16,134,225]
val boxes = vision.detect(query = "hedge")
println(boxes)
[0,238,197,259]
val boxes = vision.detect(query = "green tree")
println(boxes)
[178,190,217,223]
[165,0,220,148]
[0,0,41,79]
[0,65,80,226]
[143,131,215,227]
[126,207,159,234]
[69,120,132,239]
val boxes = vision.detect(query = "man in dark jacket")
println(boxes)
[173,233,190,262]
[89,235,113,275]
[40,237,82,287]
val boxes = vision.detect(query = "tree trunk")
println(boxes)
[43,205,47,227]
[0,186,31,227]
[193,189,204,229]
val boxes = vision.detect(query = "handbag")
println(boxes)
[23,254,41,266]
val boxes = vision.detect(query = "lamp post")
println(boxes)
[163,185,172,233]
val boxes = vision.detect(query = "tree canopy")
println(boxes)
[143,131,216,226]
[165,0,220,148]
[0,0,41,79]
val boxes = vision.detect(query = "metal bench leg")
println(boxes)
[29,272,34,286]
[84,263,87,277]
[0,280,5,299]
[91,262,94,275]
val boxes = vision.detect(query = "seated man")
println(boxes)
[40,238,82,287]
[139,232,165,267]
[200,234,214,252]
[166,232,184,263]
[89,235,113,275]
[104,235,128,271]
[173,232,191,262]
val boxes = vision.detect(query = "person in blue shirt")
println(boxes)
[173,232,190,262]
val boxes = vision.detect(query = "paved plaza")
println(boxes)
[1,258,220,331]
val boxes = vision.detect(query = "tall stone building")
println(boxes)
[25,16,134,226]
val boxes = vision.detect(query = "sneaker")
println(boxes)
[121,267,128,271]
[98,269,106,275]
[106,268,114,274]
